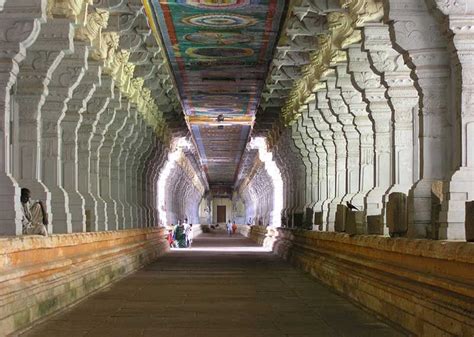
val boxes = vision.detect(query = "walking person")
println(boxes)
[226,220,233,236]
[172,220,186,248]
[186,224,194,247]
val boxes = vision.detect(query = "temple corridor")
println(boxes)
[1,0,474,336]
[20,232,405,337]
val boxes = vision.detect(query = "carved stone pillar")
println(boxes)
[327,76,357,204]
[118,105,138,228]
[110,100,131,228]
[291,121,308,219]
[88,77,114,231]
[75,64,100,232]
[434,0,474,240]
[0,0,44,234]
[134,125,153,227]
[14,21,72,233]
[40,41,85,233]
[364,23,419,196]
[143,138,160,226]
[349,45,391,218]
[300,107,318,225]
[99,95,122,230]
[316,88,338,229]
[336,63,371,208]
[302,105,320,212]
[122,110,141,228]
[388,0,450,238]
[307,95,329,226]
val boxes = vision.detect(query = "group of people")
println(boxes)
[167,219,193,248]
[226,220,237,236]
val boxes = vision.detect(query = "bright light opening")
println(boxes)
[170,246,271,252]
[157,137,191,225]
[249,137,284,227]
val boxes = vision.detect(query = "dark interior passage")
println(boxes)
[20,233,405,337]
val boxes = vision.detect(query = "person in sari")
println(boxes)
[172,221,186,248]
[20,188,48,236]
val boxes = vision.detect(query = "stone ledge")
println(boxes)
[246,226,474,336]
[0,228,169,336]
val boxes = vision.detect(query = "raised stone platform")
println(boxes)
[243,226,474,336]
[0,228,168,335]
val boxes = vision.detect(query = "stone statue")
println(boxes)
[340,0,384,27]
[76,8,109,43]
[47,0,91,20]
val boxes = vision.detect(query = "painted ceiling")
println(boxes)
[145,0,285,186]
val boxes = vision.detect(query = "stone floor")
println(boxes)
[20,232,407,337]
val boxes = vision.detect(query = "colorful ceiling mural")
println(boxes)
[144,0,285,185]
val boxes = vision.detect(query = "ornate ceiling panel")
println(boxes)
[144,0,286,186]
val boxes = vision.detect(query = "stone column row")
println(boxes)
[0,0,182,234]
[257,0,471,239]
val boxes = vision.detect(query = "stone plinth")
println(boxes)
[386,192,408,237]
[346,211,367,235]
[0,228,168,336]
[293,213,304,227]
[466,201,474,242]
[314,212,323,228]
[367,215,384,235]
[335,204,348,232]
[257,228,474,336]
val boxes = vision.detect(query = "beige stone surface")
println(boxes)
[255,227,474,336]
[19,233,405,337]
[0,228,168,336]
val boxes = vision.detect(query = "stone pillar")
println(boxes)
[336,63,372,208]
[123,112,143,228]
[302,107,320,206]
[144,138,161,226]
[387,0,450,238]
[316,88,338,230]
[364,23,419,196]
[76,65,101,232]
[134,126,154,227]
[58,41,97,233]
[118,105,138,228]
[71,62,99,232]
[307,96,330,228]
[290,122,307,221]
[40,40,85,233]
[295,117,312,217]
[99,94,121,230]
[14,21,72,234]
[110,100,131,228]
[328,76,359,205]
[350,45,391,218]
[88,77,115,231]
[0,0,44,235]
[434,1,474,240]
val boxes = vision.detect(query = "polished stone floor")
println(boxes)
[21,232,406,337]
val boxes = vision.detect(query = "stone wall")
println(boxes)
[243,226,474,336]
[0,228,168,335]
